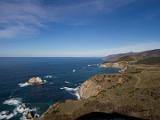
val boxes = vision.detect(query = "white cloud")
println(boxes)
[0,0,136,38]
[0,0,49,38]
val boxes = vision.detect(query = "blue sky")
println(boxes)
[0,0,160,57]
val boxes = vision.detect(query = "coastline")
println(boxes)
[38,49,160,120]
[39,63,160,120]
[1,57,107,120]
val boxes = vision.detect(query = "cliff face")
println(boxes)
[40,64,160,120]
[79,77,102,99]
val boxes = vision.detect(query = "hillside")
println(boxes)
[104,49,160,63]
[136,57,160,65]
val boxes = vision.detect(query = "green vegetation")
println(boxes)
[136,57,160,65]
[116,55,136,62]
[52,109,60,114]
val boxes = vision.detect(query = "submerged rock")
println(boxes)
[24,111,39,120]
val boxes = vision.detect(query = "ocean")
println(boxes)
[0,57,119,120]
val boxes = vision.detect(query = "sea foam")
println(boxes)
[72,69,76,72]
[0,111,15,120]
[18,82,30,87]
[1,98,39,120]
[3,98,22,106]
[18,77,47,88]
[60,86,80,99]
[44,75,52,79]
[64,81,70,84]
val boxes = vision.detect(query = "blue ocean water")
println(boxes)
[0,57,119,120]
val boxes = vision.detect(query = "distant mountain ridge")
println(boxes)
[104,49,160,63]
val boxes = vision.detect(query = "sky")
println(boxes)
[0,0,160,57]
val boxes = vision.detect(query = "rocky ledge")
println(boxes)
[39,64,160,120]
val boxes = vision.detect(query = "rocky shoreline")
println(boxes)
[38,49,160,120]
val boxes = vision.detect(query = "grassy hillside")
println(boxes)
[136,57,160,65]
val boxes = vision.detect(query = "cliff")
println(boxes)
[39,64,160,120]
[39,49,160,120]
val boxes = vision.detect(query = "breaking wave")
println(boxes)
[0,111,15,120]
[72,69,76,72]
[64,81,70,84]
[1,98,39,120]
[18,82,30,88]
[3,98,22,106]
[43,80,47,83]
[44,75,52,79]
[88,64,99,67]
[60,86,80,100]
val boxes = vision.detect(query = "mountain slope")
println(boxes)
[104,49,160,63]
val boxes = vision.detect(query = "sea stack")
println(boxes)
[28,77,44,85]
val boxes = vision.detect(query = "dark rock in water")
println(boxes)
[35,113,40,118]
[25,111,39,119]
[26,111,34,119]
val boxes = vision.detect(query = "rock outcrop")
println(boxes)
[99,61,128,69]
[28,77,45,85]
